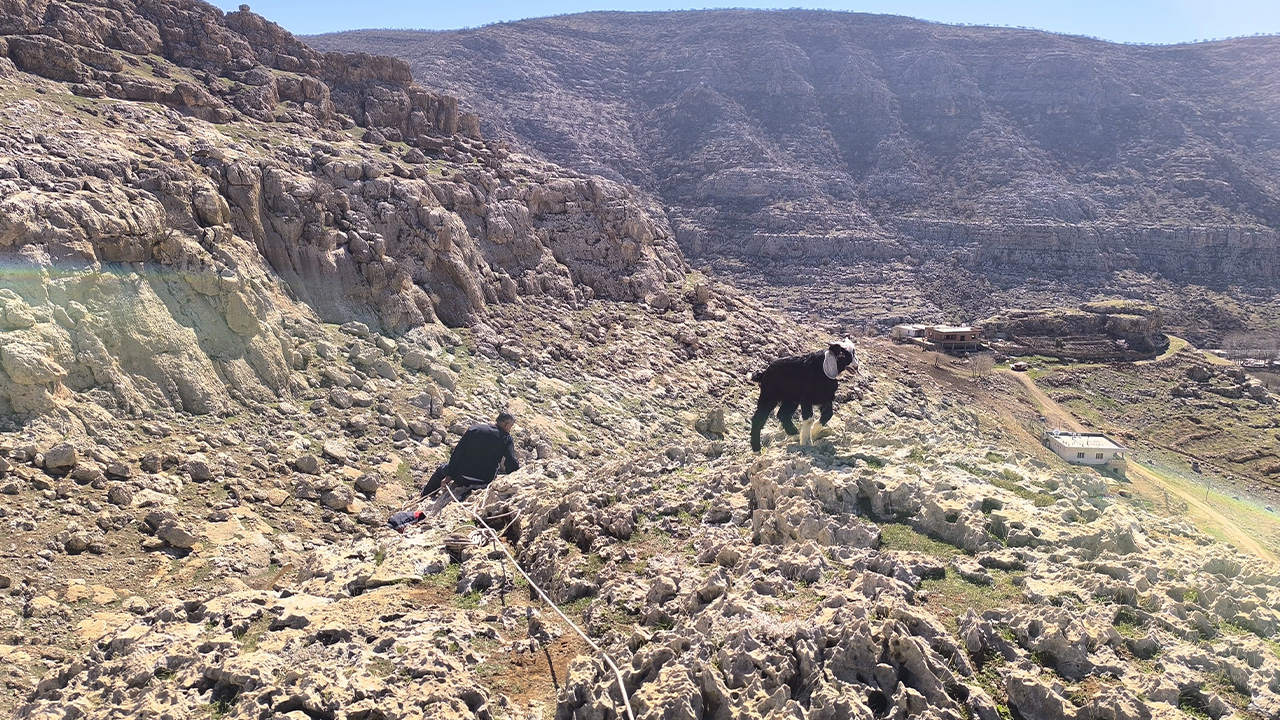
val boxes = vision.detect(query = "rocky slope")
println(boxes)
[312,13,1280,340]
[7,333,1280,720]
[0,0,686,431]
[3,5,1280,720]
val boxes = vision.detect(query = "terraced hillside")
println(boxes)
[313,13,1280,343]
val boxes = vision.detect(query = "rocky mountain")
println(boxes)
[3,5,1280,720]
[0,0,694,429]
[312,13,1280,342]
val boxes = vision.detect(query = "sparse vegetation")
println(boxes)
[878,523,964,560]
[920,570,1025,633]
[990,470,1058,507]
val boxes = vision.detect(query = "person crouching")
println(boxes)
[421,412,520,499]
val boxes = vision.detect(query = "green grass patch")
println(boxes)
[1260,638,1280,662]
[207,697,234,719]
[1203,672,1259,719]
[920,570,1025,633]
[425,563,462,589]
[972,655,1014,720]
[474,660,508,678]
[951,461,987,477]
[394,460,412,487]
[990,470,1058,507]
[563,596,593,619]
[1113,606,1147,639]
[367,657,397,678]
[236,616,272,653]
[1114,620,1143,639]
[878,523,963,560]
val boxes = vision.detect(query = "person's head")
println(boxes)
[496,412,516,433]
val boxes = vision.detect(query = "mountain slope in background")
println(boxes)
[314,12,1280,342]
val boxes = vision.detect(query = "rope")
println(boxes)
[445,484,636,720]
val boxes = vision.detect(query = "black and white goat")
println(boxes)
[750,339,860,452]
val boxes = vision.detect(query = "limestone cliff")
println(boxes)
[314,12,1280,277]
[0,0,684,424]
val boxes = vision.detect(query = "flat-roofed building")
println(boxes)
[1044,430,1128,468]
[890,324,930,341]
[924,325,984,353]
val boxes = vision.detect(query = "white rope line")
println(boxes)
[446,483,636,720]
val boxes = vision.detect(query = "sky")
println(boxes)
[212,0,1280,44]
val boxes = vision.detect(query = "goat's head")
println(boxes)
[822,338,860,379]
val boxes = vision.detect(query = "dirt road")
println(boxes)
[1001,370,1084,432]
[1124,462,1277,563]
[1003,368,1278,564]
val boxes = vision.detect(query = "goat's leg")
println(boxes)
[812,402,835,441]
[799,404,814,445]
[778,401,800,438]
[751,398,778,453]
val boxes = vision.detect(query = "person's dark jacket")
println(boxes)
[446,423,519,484]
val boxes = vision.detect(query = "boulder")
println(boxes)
[187,454,215,482]
[156,522,198,550]
[43,443,78,470]
[320,486,354,511]
[354,473,380,494]
[293,455,322,475]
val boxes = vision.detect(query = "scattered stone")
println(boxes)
[354,473,380,494]
[187,454,215,482]
[156,522,199,550]
[322,439,351,463]
[320,486,354,511]
[43,443,78,471]
[293,455,322,475]
[106,484,134,506]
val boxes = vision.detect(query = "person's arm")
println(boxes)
[501,435,520,475]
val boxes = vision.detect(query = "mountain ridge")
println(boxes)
[313,11,1280,341]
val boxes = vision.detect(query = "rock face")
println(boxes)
[313,12,1280,339]
[0,0,684,423]
[983,300,1167,361]
[314,12,1280,271]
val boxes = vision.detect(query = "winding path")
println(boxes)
[1124,462,1276,563]
[1002,369,1278,564]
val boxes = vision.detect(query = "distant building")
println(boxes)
[1044,430,1128,469]
[925,325,984,353]
[890,324,930,341]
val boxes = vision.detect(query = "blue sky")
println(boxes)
[214,0,1280,44]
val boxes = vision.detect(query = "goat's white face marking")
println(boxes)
[838,338,860,375]
[823,350,839,379]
